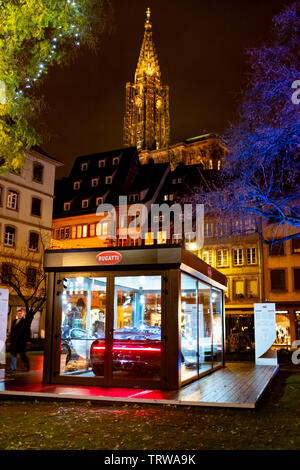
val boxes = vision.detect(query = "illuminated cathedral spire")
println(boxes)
[123,8,170,151]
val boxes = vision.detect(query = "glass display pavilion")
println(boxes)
[43,246,227,390]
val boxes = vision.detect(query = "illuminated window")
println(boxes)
[7,190,18,210]
[96,223,101,237]
[157,231,167,244]
[77,225,82,238]
[145,232,154,245]
[216,249,229,267]
[246,247,257,265]
[102,223,108,235]
[202,250,213,266]
[233,279,244,297]
[89,224,95,237]
[82,225,88,238]
[247,279,258,298]
[65,227,70,239]
[233,248,243,266]
[71,226,76,239]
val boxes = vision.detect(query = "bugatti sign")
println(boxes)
[96,251,122,265]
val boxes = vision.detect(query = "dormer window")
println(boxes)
[105,176,113,185]
[172,178,177,184]
[96,197,103,206]
[82,199,89,209]
[64,202,71,211]
[98,159,105,168]
[178,178,182,183]
[112,157,120,166]
[128,194,140,203]
[74,181,80,190]
[91,178,99,187]
[81,162,88,171]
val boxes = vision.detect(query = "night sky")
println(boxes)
[35,0,289,178]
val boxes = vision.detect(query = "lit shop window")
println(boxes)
[233,248,243,266]
[112,275,162,380]
[246,247,257,265]
[72,226,76,239]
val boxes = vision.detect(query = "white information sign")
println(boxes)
[0,288,9,380]
[254,303,278,366]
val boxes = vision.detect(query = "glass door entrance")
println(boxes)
[56,273,162,386]
[59,276,107,378]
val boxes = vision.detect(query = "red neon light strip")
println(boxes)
[92,346,161,352]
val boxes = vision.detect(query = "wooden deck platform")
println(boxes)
[0,363,279,409]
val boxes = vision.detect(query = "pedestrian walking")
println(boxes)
[8,309,31,373]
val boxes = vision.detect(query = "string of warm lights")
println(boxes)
[14,0,82,99]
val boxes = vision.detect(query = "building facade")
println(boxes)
[123,8,170,152]
[139,134,226,170]
[0,147,62,336]
[262,225,300,348]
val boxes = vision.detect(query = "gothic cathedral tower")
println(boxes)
[123,8,170,151]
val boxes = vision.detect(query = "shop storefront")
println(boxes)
[43,247,227,390]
